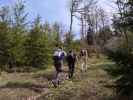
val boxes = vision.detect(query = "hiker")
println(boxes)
[79,49,88,71]
[66,50,76,79]
[52,47,66,87]
[53,47,62,79]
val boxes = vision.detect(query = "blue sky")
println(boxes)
[0,0,116,37]
[0,0,71,27]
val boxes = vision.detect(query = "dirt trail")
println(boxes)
[0,56,115,100]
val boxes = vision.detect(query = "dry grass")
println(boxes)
[0,56,115,100]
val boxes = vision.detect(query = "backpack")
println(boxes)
[60,51,66,60]
[80,50,86,56]
[53,50,61,61]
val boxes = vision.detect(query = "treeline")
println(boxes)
[0,0,80,72]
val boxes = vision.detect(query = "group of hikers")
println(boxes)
[52,46,88,87]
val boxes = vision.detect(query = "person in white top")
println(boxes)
[52,47,66,87]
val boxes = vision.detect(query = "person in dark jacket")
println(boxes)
[67,50,76,79]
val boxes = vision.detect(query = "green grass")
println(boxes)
[0,55,115,100]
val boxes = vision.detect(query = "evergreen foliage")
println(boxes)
[0,0,78,71]
[106,0,133,97]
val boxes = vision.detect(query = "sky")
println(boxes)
[0,0,116,37]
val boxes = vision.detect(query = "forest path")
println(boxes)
[0,56,115,100]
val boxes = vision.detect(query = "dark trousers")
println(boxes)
[68,62,75,78]
[54,62,62,78]
[53,56,62,78]
[52,61,61,88]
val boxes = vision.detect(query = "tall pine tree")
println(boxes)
[25,16,51,68]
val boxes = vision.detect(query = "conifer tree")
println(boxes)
[25,16,51,68]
